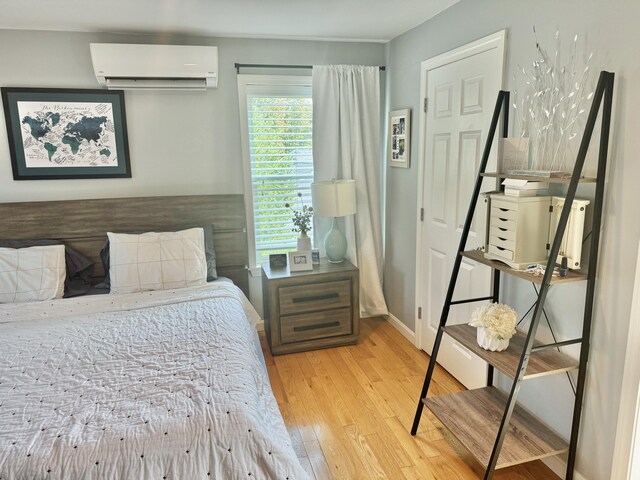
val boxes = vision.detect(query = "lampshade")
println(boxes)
[311,179,356,217]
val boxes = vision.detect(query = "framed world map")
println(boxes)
[1,87,131,180]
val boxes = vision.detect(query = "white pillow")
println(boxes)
[0,245,66,303]
[108,228,207,294]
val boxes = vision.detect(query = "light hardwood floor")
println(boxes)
[260,317,560,480]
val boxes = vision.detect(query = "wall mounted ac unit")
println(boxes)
[90,43,218,90]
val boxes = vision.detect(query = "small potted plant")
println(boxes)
[469,303,517,352]
[285,192,313,251]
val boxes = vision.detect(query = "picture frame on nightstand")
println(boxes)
[269,253,288,269]
[288,251,313,271]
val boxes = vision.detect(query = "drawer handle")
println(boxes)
[498,227,507,232]
[496,246,506,251]
[292,292,340,303]
[499,207,509,212]
[498,237,507,241]
[498,217,508,222]
[293,321,340,332]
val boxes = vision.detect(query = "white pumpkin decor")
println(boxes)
[469,303,518,352]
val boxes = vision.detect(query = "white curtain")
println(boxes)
[312,65,388,317]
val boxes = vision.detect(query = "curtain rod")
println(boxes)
[234,63,386,74]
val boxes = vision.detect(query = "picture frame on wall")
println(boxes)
[1,87,131,180]
[288,251,313,272]
[388,108,411,168]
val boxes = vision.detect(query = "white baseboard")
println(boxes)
[385,313,416,345]
[543,455,588,480]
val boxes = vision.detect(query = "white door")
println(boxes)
[417,31,506,390]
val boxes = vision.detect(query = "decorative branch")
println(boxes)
[512,28,595,174]
[285,192,313,236]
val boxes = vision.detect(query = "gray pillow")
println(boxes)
[202,224,218,281]
[99,225,217,289]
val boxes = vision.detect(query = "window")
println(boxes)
[238,75,314,269]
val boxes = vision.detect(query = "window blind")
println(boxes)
[246,90,313,264]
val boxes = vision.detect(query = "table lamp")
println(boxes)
[311,179,356,263]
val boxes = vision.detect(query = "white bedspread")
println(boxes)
[0,283,309,480]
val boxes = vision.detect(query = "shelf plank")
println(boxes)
[461,249,588,284]
[443,324,579,379]
[425,386,568,469]
[481,172,597,184]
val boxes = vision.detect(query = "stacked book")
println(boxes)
[502,178,548,197]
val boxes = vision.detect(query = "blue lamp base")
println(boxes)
[324,217,347,263]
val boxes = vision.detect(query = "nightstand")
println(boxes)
[261,259,359,355]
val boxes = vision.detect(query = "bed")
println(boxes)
[0,195,309,480]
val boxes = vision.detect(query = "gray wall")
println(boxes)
[0,29,385,314]
[384,0,640,478]
[0,29,385,202]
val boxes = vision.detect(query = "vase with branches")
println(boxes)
[285,192,313,250]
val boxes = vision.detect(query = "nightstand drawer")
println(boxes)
[281,308,352,344]
[279,280,351,315]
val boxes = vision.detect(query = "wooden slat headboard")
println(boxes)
[0,194,250,296]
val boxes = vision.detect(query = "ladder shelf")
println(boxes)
[461,249,588,285]
[480,172,598,184]
[425,387,569,470]
[411,70,615,480]
[443,324,578,379]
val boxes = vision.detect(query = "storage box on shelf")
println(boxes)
[484,194,551,269]
[484,193,590,271]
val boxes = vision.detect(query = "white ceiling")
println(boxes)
[0,0,459,43]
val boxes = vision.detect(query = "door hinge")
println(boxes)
[418,307,422,319]
[423,98,428,113]
[420,208,424,221]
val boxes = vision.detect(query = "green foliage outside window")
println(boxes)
[248,95,313,264]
